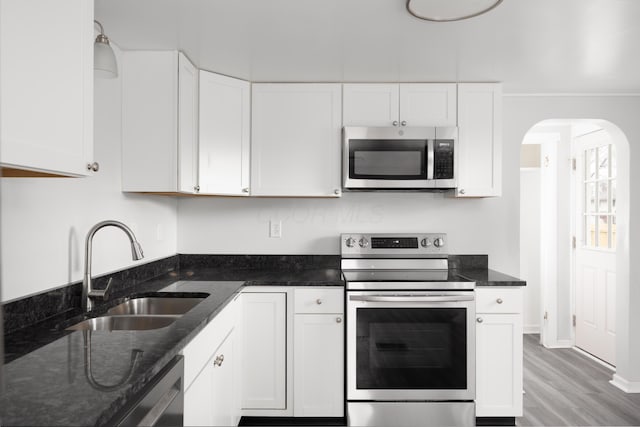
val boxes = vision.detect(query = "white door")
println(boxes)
[574,130,617,365]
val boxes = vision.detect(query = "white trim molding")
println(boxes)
[543,339,573,349]
[610,374,640,393]
[523,325,540,334]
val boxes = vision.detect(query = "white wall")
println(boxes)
[178,192,519,273]
[520,168,541,334]
[0,48,178,302]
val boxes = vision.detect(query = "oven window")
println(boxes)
[349,139,427,180]
[356,308,467,389]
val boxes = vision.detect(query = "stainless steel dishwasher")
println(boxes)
[113,355,184,427]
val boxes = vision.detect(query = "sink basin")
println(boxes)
[106,297,205,316]
[66,315,180,331]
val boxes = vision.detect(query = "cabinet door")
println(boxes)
[122,51,179,192]
[399,83,457,127]
[0,0,93,177]
[199,71,251,195]
[456,83,502,197]
[294,314,344,417]
[242,293,287,409]
[211,331,237,426]
[251,84,342,197]
[184,358,215,427]
[475,313,523,417]
[178,53,199,194]
[343,84,399,127]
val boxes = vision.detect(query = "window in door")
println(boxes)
[583,143,616,249]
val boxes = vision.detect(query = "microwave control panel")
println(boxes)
[433,140,454,179]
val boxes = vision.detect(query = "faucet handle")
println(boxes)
[88,277,114,301]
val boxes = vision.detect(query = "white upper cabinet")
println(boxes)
[455,83,502,197]
[251,84,342,197]
[199,71,250,196]
[0,0,94,177]
[178,53,199,193]
[343,83,456,127]
[122,51,198,193]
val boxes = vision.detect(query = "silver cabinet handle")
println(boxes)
[316,298,323,305]
[496,298,503,304]
[459,189,466,195]
[242,188,249,193]
[401,120,407,126]
[349,295,474,303]
[334,189,340,195]
[477,317,483,323]
[214,354,225,367]
[336,317,342,323]
[392,120,399,126]
[87,162,99,172]
[194,185,200,193]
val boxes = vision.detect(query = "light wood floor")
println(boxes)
[518,334,640,426]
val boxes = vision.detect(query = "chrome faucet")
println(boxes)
[82,220,144,312]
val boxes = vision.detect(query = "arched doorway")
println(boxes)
[519,118,629,381]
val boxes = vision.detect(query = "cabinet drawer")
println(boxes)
[294,288,344,314]
[476,288,523,314]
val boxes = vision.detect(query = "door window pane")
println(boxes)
[585,148,597,180]
[586,215,597,247]
[611,180,617,214]
[611,216,617,249]
[598,181,609,213]
[598,145,609,180]
[586,183,596,213]
[598,215,609,248]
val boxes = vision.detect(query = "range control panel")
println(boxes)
[341,233,447,257]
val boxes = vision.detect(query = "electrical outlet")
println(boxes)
[269,220,282,238]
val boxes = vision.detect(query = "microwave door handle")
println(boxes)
[427,139,434,180]
[349,295,474,303]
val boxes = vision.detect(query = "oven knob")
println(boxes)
[345,237,356,248]
[359,238,370,248]
[434,237,445,248]
[421,238,431,247]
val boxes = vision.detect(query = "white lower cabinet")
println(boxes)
[475,287,523,417]
[293,288,344,417]
[241,291,289,413]
[183,296,241,426]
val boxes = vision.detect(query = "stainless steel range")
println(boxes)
[342,233,475,427]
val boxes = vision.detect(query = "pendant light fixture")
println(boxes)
[94,20,118,78]
[406,0,503,22]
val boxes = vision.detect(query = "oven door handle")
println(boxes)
[349,295,474,303]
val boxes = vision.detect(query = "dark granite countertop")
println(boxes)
[456,268,526,287]
[1,254,522,426]
[1,263,345,427]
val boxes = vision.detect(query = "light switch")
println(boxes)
[269,220,282,238]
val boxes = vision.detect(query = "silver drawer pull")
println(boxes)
[349,295,474,303]
[336,317,342,323]
[316,298,323,305]
[477,317,483,323]
[496,298,503,304]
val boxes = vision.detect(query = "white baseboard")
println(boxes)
[611,374,640,393]
[544,339,573,349]
[523,325,540,334]
[573,347,615,371]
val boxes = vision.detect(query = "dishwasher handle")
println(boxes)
[349,295,474,303]
[137,385,181,427]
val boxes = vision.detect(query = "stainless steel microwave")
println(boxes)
[343,126,458,190]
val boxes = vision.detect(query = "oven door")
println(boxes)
[347,290,475,401]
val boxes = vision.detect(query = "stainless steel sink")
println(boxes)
[106,297,205,316]
[67,315,180,331]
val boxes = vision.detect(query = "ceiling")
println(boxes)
[95,0,640,93]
